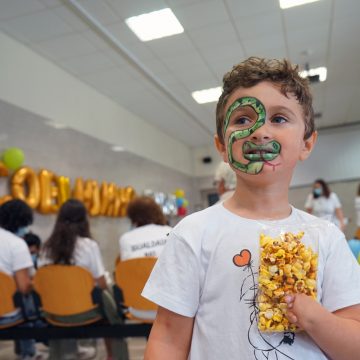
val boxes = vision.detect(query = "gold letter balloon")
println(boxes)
[5,167,135,217]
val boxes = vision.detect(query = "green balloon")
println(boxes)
[3,147,25,170]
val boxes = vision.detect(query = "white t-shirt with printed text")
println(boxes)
[142,204,360,360]
[119,224,172,261]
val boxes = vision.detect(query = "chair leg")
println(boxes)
[48,339,77,360]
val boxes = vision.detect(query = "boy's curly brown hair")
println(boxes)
[126,196,167,227]
[216,57,315,144]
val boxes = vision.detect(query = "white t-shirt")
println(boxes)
[304,192,342,226]
[39,237,105,279]
[0,228,33,318]
[216,190,235,204]
[0,228,33,276]
[119,224,172,261]
[355,197,360,227]
[142,204,360,360]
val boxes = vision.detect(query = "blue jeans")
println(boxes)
[1,294,46,357]
[0,310,35,357]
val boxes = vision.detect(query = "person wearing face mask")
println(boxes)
[305,179,345,231]
[24,232,42,269]
[213,161,236,204]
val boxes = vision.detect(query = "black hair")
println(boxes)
[0,199,33,233]
[43,199,91,265]
[24,232,41,249]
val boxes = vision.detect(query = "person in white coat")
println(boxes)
[213,162,236,203]
[305,178,345,231]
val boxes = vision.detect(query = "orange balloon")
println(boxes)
[0,162,11,205]
[0,162,9,177]
[73,177,84,201]
[100,182,118,216]
[57,176,71,206]
[106,183,118,217]
[0,195,12,206]
[84,180,100,217]
[118,186,136,217]
[11,167,40,209]
[38,169,59,214]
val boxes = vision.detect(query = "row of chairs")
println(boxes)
[0,257,157,331]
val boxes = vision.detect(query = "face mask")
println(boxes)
[16,226,29,237]
[313,188,323,197]
[31,254,38,264]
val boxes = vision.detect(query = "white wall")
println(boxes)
[292,124,360,186]
[0,100,193,270]
[193,124,360,184]
[0,31,193,175]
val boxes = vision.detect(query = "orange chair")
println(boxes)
[0,272,23,329]
[34,265,102,326]
[114,257,157,322]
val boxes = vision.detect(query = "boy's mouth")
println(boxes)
[242,141,281,162]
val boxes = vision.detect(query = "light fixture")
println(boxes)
[45,121,67,129]
[279,0,321,9]
[192,87,222,104]
[125,8,184,42]
[299,66,327,82]
[111,145,125,152]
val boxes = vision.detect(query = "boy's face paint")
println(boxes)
[223,97,281,175]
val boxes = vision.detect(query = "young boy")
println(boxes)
[142,57,360,360]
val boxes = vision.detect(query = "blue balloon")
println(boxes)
[348,239,360,259]
[176,197,184,207]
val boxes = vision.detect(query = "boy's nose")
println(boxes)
[250,125,271,142]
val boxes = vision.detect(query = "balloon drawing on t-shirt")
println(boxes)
[233,248,295,359]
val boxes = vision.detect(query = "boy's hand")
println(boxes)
[285,293,324,330]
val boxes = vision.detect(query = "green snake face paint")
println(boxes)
[223,97,281,175]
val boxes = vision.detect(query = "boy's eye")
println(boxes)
[233,117,252,126]
[271,116,287,124]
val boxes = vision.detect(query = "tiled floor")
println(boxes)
[0,338,146,359]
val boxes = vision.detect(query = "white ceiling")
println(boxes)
[0,0,359,148]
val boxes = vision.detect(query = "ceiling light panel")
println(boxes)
[125,8,184,42]
[279,0,321,9]
[192,87,222,104]
[299,66,327,82]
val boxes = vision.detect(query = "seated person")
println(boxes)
[23,232,41,269]
[119,196,172,261]
[39,199,129,360]
[0,199,36,360]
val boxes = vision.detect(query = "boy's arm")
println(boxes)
[286,294,360,360]
[144,306,194,360]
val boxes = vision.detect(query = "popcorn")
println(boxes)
[258,231,318,332]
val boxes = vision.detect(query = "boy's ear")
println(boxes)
[214,134,227,162]
[299,131,317,161]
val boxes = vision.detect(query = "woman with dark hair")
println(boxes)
[305,179,345,231]
[39,199,128,360]
[119,196,171,261]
